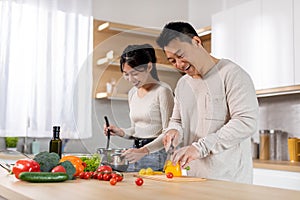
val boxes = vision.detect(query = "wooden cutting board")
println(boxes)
[133,174,206,182]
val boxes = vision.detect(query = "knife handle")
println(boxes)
[104,116,111,149]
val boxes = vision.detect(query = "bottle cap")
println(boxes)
[53,126,60,132]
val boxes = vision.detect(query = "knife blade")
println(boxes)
[166,142,175,155]
[164,139,175,171]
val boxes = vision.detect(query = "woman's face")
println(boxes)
[122,63,151,88]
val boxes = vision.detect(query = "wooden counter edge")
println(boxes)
[253,159,300,172]
[0,184,31,200]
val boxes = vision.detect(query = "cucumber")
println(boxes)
[19,172,68,183]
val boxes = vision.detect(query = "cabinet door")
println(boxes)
[295,0,300,85]
[235,0,262,89]
[211,7,236,61]
[253,168,300,191]
[261,0,294,88]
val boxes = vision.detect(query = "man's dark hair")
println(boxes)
[156,22,198,49]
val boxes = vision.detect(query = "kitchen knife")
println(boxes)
[164,139,175,171]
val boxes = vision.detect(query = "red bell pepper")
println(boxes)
[12,159,41,179]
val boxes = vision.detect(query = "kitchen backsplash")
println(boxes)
[253,93,300,143]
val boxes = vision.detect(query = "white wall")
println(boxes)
[188,0,253,28]
[92,0,188,29]
[188,0,223,28]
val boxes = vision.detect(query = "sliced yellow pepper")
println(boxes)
[164,160,182,177]
[138,167,163,175]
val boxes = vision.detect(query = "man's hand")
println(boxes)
[171,145,200,168]
[163,129,180,152]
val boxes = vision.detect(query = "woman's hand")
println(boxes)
[163,129,180,152]
[171,145,200,169]
[103,124,125,137]
[121,147,149,163]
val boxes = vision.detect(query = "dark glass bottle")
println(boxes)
[49,126,62,158]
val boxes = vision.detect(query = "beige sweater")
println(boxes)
[166,59,259,183]
[123,82,174,153]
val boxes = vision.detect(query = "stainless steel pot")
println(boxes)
[97,148,129,172]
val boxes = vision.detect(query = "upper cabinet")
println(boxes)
[235,0,262,90]
[211,7,236,62]
[295,0,300,85]
[212,0,296,91]
[261,0,294,89]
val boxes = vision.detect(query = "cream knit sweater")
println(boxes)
[122,82,174,153]
[166,59,259,183]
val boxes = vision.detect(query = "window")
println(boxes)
[0,0,93,138]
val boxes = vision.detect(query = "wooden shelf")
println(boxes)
[95,92,127,100]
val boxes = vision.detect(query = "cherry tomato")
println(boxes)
[83,172,91,179]
[110,178,117,186]
[96,165,112,173]
[103,173,112,181]
[111,172,123,182]
[116,175,123,182]
[90,171,96,178]
[97,173,103,180]
[166,172,174,179]
[78,172,85,179]
[93,173,99,179]
[135,178,144,186]
[111,173,118,179]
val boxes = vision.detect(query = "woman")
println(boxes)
[104,44,174,172]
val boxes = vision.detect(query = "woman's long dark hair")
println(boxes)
[120,44,159,81]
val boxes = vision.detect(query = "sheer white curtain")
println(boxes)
[0,0,93,139]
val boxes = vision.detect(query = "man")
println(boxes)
[156,22,258,183]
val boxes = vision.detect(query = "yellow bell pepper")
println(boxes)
[164,160,182,177]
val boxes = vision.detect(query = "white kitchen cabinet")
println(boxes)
[212,0,262,89]
[295,0,300,85]
[253,168,300,191]
[212,0,295,90]
[261,0,294,88]
[235,0,262,89]
[211,7,236,61]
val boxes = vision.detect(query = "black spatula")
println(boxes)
[104,116,110,149]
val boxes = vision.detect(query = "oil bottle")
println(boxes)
[49,126,62,158]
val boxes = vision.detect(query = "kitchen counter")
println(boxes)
[253,159,300,172]
[1,168,300,200]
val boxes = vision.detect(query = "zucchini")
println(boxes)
[19,172,68,183]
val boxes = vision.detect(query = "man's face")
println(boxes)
[164,38,201,78]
